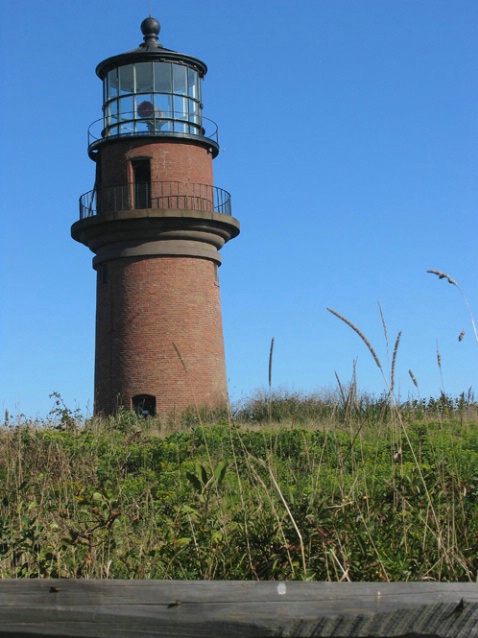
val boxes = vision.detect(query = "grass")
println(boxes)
[1,391,477,581]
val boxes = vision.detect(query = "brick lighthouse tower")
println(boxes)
[72,17,240,417]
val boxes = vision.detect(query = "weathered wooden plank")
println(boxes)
[0,581,477,638]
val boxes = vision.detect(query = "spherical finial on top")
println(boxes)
[141,17,160,44]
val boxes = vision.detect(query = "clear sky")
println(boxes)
[1,0,477,419]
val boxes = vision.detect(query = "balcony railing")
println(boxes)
[87,112,219,156]
[79,181,232,220]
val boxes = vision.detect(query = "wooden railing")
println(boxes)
[1,581,477,637]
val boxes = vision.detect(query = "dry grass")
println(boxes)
[327,307,383,372]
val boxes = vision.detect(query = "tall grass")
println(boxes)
[0,389,477,581]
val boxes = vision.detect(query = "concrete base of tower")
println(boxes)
[93,254,230,419]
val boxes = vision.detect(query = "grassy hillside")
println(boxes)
[1,393,477,581]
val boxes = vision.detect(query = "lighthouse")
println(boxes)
[72,17,240,417]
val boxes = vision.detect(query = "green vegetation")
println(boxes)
[1,391,477,581]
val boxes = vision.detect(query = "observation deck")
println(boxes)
[79,181,232,219]
[72,179,239,267]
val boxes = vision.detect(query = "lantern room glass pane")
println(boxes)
[135,121,147,133]
[174,95,188,120]
[119,65,134,94]
[188,68,198,99]
[173,64,187,95]
[155,93,172,118]
[106,69,118,99]
[174,120,188,134]
[118,95,134,121]
[105,101,118,125]
[136,62,154,93]
[189,100,199,124]
[154,62,172,93]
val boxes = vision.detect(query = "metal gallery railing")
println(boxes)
[79,181,232,219]
[87,112,219,156]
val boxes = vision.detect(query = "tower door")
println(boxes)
[133,160,151,209]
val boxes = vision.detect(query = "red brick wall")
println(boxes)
[98,139,214,188]
[94,255,228,417]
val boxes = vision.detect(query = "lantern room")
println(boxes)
[88,17,219,158]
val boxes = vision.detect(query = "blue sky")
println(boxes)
[1,0,477,419]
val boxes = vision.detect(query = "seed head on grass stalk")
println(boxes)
[427,269,458,286]
[268,337,274,423]
[390,331,402,396]
[326,308,383,373]
[378,301,401,396]
[436,342,442,371]
[327,308,403,404]
[427,269,478,345]
[268,337,275,390]
[408,369,418,389]
[334,371,346,407]
[378,301,388,348]
[435,341,447,396]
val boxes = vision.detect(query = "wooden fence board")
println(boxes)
[0,581,477,638]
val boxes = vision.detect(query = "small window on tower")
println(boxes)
[133,394,156,417]
[132,159,151,209]
[214,263,219,284]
